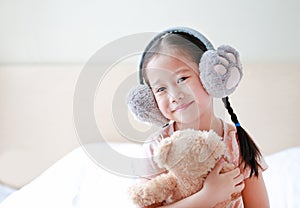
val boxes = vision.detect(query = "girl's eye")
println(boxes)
[156,87,166,93]
[178,77,188,83]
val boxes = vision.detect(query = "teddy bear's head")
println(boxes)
[153,129,226,172]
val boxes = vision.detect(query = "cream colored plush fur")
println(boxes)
[128,129,240,207]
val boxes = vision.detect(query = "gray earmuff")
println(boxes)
[126,84,169,126]
[127,27,243,126]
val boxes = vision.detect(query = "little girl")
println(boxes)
[128,27,269,207]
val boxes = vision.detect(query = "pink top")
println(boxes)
[143,120,268,208]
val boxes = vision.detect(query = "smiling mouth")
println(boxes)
[173,101,194,112]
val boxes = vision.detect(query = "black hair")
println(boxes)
[222,97,262,177]
[141,33,205,85]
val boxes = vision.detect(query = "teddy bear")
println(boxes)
[128,129,241,207]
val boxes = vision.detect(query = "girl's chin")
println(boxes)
[174,115,200,126]
[174,110,200,121]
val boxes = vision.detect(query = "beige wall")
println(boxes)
[0,63,299,188]
[229,63,300,153]
[0,65,81,188]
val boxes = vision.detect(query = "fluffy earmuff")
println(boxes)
[199,44,243,98]
[126,27,243,126]
[127,84,169,126]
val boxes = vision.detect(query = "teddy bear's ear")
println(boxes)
[153,137,172,168]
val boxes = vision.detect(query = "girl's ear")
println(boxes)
[199,45,243,98]
[126,84,169,127]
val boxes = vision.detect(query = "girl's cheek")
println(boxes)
[158,98,168,111]
[155,97,164,108]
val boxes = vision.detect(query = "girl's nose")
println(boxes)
[169,90,184,103]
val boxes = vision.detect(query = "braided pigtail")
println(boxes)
[222,97,262,177]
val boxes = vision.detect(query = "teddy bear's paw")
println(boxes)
[199,45,243,98]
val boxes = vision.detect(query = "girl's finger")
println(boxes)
[228,167,241,178]
[212,159,225,174]
[234,181,245,193]
[233,174,244,185]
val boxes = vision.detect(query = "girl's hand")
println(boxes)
[148,160,245,208]
[200,159,245,206]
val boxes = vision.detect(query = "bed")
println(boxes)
[0,143,299,208]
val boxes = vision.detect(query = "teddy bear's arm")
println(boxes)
[129,173,178,207]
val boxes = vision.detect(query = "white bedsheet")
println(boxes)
[263,147,300,208]
[0,144,299,208]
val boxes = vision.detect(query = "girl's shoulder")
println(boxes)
[222,120,240,166]
[222,120,237,140]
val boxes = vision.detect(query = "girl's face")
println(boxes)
[145,53,213,128]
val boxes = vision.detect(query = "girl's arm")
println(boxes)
[242,172,270,208]
[149,160,245,208]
